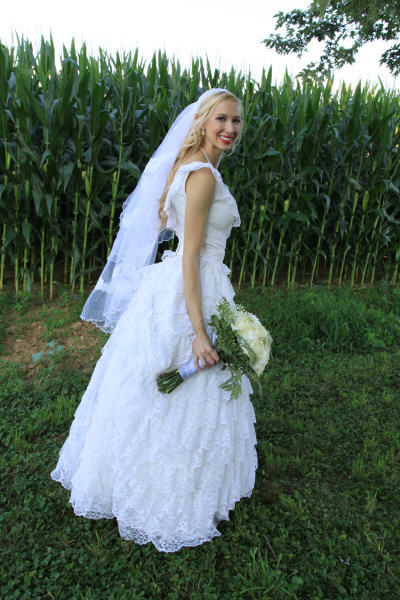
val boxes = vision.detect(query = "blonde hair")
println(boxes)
[157,90,243,229]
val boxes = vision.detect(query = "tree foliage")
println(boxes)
[263,0,400,78]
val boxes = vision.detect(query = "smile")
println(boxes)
[219,136,234,144]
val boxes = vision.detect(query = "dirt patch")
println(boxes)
[2,302,107,380]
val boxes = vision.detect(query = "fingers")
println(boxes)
[204,349,220,365]
[192,335,220,372]
[210,349,220,363]
[194,356,205,372]
[195,353,220,372]
[195,356,209,371]
[195,356,207,372]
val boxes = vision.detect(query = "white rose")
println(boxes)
[231,309,272,376]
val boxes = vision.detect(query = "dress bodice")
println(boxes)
[163,162,240,263]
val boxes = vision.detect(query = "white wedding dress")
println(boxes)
[50,161,258,552]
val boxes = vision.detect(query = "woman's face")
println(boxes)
[203,98,242,152]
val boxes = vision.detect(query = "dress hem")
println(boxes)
[50,471,254,553]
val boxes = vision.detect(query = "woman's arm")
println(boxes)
[182,168,220,372]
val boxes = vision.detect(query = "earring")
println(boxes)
[201,128,205,135]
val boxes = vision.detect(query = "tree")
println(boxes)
[263,0,400,78]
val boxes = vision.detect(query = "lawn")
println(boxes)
[1,282,399,600]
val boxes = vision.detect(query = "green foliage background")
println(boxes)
[264,0,400,77]
[1,37,400,298]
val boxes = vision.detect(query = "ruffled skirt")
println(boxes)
[50,251,258,552]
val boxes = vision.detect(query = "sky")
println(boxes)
[1,0,398,90]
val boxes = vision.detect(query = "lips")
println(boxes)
[219,136,234,145]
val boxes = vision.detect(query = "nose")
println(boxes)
[224,120,235,134]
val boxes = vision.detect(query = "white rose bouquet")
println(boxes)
[156,297,272,401]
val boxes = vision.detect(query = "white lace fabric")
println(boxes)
[50,162,257,553]
[163,161,241,240]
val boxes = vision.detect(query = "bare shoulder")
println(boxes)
[185,165,216,194]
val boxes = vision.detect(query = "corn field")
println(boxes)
[1,37,399,298]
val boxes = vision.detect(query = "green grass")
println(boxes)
[1,284,399,599]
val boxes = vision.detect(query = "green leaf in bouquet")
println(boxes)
[218,366,243,402]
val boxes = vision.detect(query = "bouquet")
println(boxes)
[156,297,272,401]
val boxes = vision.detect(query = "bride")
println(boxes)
[51,88,258,553]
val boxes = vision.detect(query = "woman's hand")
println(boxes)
[192,328,220,372]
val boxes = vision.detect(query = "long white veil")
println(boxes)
[80,88,227,333]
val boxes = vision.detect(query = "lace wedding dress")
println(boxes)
[50,161,258,552]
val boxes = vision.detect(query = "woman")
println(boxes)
[51,88,258,553]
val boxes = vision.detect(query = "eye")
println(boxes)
[216,116,225,121]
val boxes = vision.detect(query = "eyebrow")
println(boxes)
[215,113,242,118]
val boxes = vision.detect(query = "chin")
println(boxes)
[216,141,234,150]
